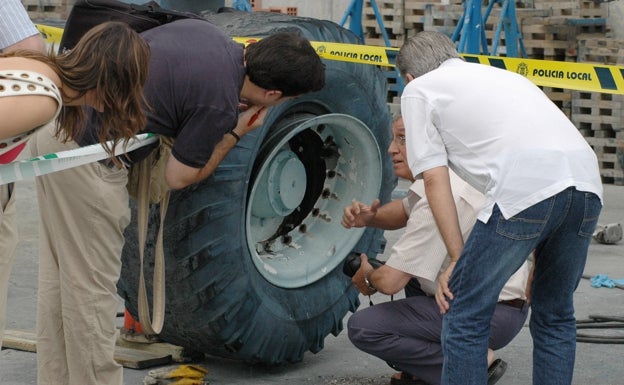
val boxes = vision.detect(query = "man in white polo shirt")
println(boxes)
[396,31,602,385]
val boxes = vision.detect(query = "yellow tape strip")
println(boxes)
[40,24,624,95]
[462,55,624,95]
[234,37,395,66]
[224,38,624,95]
[36,24,64,45]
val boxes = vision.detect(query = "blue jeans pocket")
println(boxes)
[578,193,601,238]
[495,201,551,240]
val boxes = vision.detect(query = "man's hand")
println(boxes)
[352,254,377,296]
[235,105,267,137]
[341,199,380,229]
[435,261,456,314]
[164,105,268,190]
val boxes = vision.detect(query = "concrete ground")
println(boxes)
[1,178,623,385]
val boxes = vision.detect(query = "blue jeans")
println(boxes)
[441,187,602,385]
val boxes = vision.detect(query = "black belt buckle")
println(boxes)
[500,299,526,309]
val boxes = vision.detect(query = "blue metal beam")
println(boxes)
[339,0,364,42]
[453,0,526,58]
[340,0,405,93]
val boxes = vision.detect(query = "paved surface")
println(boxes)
[1,178,623,385]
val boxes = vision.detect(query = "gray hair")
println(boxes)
[396,31,461,82]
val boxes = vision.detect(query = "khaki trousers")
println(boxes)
[0,182,19,343]
[31,125,130,385]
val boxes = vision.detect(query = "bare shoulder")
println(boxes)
[0,57,61,139]
[0,57,61,86]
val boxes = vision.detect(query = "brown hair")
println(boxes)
[5,21,150,161]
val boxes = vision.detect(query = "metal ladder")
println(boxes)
[339,0,405,92]
[452,0,527,57]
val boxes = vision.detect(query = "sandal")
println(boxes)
[389,372,429,385]
[487,358,508,385]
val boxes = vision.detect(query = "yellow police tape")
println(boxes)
[462,55,624,96]
[36,24,64,46]
[38,24,624,95]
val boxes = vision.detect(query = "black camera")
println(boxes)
[342,252,385,278]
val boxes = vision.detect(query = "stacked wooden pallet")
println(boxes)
[252,0,297,16]
[573,37,624,185]
[517,1,608,123]
[534,0,606,19]
[362,0,407,47]
[255,6,298,15]
[521,16,579,60]
[365,0,608,58]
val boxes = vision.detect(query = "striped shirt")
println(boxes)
[0,0,39,50]
[386,171,530,301]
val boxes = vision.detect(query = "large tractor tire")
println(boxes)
[118,10,395,365]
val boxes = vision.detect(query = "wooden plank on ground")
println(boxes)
[2,329,172,369]
[1,329,37,352]
[116,334,197,363]
[114,346,172,369]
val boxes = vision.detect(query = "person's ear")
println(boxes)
[265,90,283,101]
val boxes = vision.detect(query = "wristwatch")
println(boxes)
[364,270,377,292]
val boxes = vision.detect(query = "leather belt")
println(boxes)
[499,298,526,309]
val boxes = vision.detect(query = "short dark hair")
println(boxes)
[245,32,325,96]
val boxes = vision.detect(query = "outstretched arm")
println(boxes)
[341,199,408,230]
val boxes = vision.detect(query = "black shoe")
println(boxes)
[389,372,429,385]
[487,359,508,385]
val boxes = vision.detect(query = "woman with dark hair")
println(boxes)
[0,21,150,164]
[1,20,149,385]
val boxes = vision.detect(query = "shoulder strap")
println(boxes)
[0,71,62,118]
[136,148,169,335]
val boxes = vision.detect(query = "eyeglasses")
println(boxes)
[394,134,406,146]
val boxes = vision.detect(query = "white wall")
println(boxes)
[607,0,624,38]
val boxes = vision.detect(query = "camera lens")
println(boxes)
[342,252,384,277]
[342,252,361,277]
